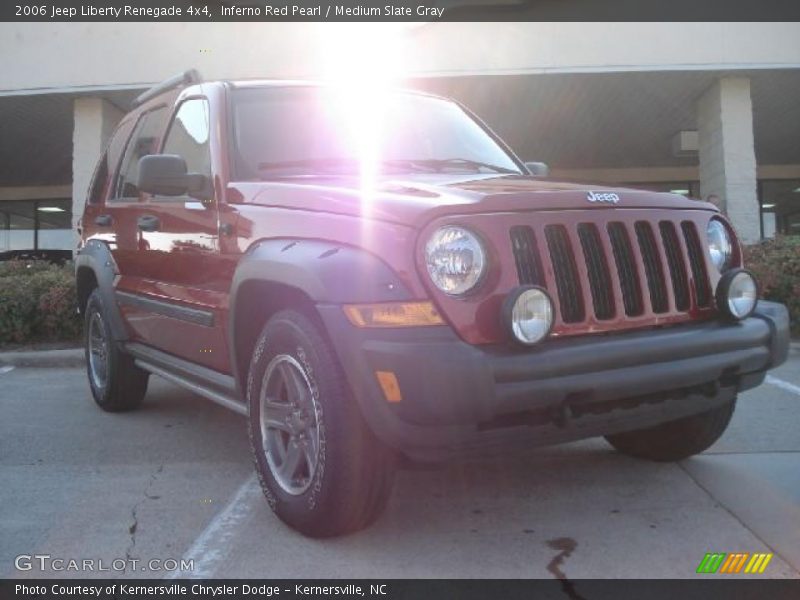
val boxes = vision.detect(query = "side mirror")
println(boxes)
[137,154,211,200]
[524,161,550,177]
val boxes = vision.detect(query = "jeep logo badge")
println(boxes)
[587,191,620,204]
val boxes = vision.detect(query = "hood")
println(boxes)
[231,174,717,229]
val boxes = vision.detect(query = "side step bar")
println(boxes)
[124,343,247,416]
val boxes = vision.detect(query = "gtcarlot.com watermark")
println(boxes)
[15,554,193,573]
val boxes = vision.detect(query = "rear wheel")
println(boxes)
[84,289,149,412]
[605,398,736,462]
[247,309,396,537]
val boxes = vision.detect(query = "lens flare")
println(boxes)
[315,25,410,220]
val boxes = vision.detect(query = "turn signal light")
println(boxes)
[343,302,444,328]
[375,371,402,403]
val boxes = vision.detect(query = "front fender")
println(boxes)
[228,238,418,394]
[231,238,415,305]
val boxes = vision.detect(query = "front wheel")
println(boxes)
[247,309,396,537]
[605,398,736,462]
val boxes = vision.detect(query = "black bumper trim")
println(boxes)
[318,300,790,460]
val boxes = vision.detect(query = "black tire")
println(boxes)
[605,398,736,462]
[247,309,396,537]
[84,288,148,412]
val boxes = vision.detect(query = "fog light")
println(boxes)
[716,269,758,320]
[503,286,554,345]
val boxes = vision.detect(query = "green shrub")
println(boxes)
[744,236,800,335]
[0,259,81,345]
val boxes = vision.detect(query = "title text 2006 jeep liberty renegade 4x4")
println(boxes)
[76,71,790,537]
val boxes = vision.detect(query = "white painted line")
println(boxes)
[766,375,800,397]
[0,365,15,375]
[166,474,261,579]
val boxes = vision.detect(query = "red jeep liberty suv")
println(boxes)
[76,71,790,537]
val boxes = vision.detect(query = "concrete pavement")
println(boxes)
[1,347,798,579]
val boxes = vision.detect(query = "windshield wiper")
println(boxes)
[402,158,519,174]
[430,158,520,175]
[257,158,438,177]
[257,158,359,173]
[255,157,518,178]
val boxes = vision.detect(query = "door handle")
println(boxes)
[94,214,113,227]
[137,215,160,232]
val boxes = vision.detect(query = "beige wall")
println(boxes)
[1,22,799,94]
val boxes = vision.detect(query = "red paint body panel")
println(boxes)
[228,174,731,346]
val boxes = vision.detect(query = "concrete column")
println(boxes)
[697,77,759,243]
[71,97,123,243]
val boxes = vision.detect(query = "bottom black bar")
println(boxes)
[2,580,800,600]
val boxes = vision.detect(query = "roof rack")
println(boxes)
[131,69,202,108]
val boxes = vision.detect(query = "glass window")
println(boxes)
[87,153,108,205]
[760,179,800,237]
[113,107,168,200]
[36,199,72,250]
[625,181,700,198]
[162,98,212,180]
[0,201,35,251]
[232,87,522,181]
[0,199,72,253]
[87,120,135,205]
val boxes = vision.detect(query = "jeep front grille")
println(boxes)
[635,221,669,314]
[681,221,712,308]
[509,214,715,328]
[659,221,691,311]
[510,225,545,288]
[577,223,615,321]
[545,224,585,323]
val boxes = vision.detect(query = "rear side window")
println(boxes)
[87,154,108,205]
[86,119,134,205]
[112,107,168,201]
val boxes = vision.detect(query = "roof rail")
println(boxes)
[131,69,202,108]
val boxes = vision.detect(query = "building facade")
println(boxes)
[0,22,798,258]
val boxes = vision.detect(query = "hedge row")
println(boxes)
[0,260,82,345]
[744,235,800,335]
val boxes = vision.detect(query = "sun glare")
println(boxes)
[316,25,410,218]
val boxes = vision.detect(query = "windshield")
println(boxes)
[231,86,523,180]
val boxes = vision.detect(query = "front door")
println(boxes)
[124,97,229,372]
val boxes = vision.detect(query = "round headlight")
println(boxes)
[503,286,554,345]
[707,219,733,272]
[715,269,758,320]
[425,226,486,296]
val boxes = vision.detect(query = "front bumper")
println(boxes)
[318,301,790,461]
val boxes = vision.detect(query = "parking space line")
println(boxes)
[166,474,261,579]
[0,365,15,375]
[766,375,800,397]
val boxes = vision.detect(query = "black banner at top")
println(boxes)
[3,0,800,22]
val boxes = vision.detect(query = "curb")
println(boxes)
[0,347,85,369]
